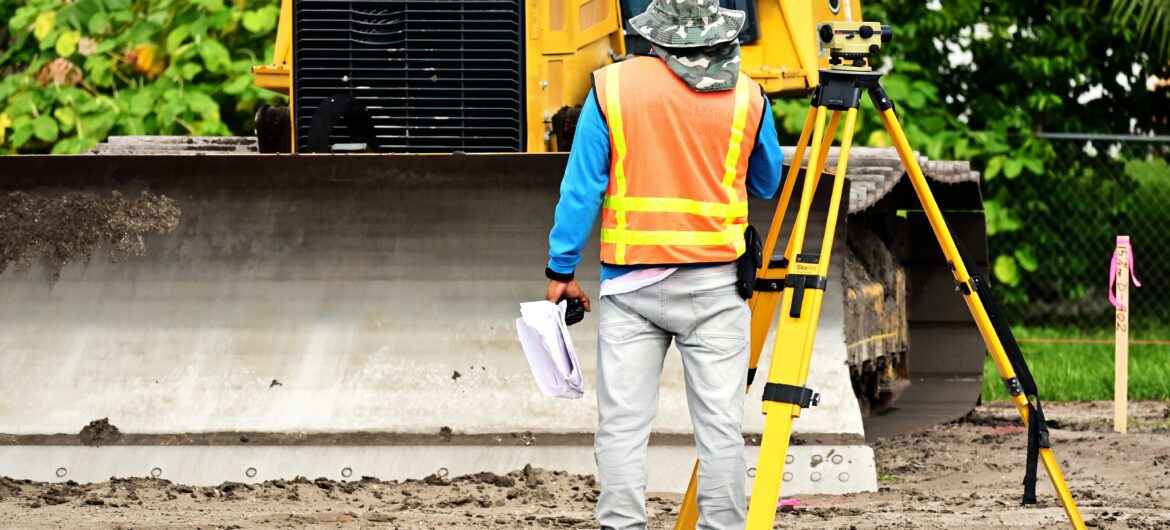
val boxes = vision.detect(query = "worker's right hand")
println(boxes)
[546,280,591,312]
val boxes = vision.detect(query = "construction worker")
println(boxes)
[542,0,783,528]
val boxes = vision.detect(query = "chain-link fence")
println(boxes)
[989,133,1170,341]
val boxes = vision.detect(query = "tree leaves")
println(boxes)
[854,0,1170,316]
[33,12,56,41]
[55,30,80,56]
[983,199,1023,235]
[9,9,35,33]
[985,155,1004,179]
[0,113,11,144]
[10,121,34,149]
[0,0,286,154]
[52,107,76,132]
[32,115,59,142]
[1014,248,1039,273]
[242,6,279,33]
[1003,158,1023,179]
[1098,0,1170,62]
[198,39,231,73]
[166,25,190,53]
[994,255,1021,287]
[1020,156,1043,175]
[87,12,110,34]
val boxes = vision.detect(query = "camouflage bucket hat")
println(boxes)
[655,41,742,92]
[629,0,746,48]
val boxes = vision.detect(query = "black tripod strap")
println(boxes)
[950,227,1050,505]
[1023,402,1048,504]
[762,383,819,408]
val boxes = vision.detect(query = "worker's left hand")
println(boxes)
[546,279,591,312]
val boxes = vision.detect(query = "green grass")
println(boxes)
[876,466,905,484]
[981,327,1170,402]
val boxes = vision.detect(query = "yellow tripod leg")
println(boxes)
[780,111,841,262]
[759,106,817,271]
[676,462,701,528]
[739,110,842,392]
[674,105,824,530]
[745,108,858,530]
[878,108,1087,530]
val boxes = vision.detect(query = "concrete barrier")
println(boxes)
[0,154,875,493]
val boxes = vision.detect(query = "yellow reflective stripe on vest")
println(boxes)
[721,75,753,190]
[721,74,753,257]
[605,65,630,264]
[603,66,752,262]
[603,196,748,219]
[600,223,749,247]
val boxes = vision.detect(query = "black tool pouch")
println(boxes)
[736,225,763,299]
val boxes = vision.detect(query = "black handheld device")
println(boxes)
[564,298,586,326]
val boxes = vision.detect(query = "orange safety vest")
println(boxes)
[593,56,766,266]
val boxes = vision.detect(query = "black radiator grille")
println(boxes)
[293,0,525,153]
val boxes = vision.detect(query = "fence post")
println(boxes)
[1112,236,1131,434]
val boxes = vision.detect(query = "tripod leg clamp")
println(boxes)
[762,383,820,408]
[1002,377,1024,397]
[784,274,828,318]
[754,278,785,292]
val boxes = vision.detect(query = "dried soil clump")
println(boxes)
[0,477,24,501]
[0,190,180,279]
[78,418,123,447]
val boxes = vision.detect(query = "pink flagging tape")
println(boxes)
[1109,236,1142,309]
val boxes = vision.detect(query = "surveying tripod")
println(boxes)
[673,22,1086,530]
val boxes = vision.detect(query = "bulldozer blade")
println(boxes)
[0,154,607,436]
[0,151,982,492]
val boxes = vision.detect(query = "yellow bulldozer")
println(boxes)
[0,0,987,497]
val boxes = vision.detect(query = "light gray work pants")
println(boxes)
[594,264,750,530]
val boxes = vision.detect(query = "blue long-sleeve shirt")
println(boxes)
[548,88,784,281]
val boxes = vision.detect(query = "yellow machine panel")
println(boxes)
[250,0,292,93]
[524,0,627,152]
[743,0,864,94]
[252,0,863,153]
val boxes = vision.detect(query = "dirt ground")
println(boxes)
[1,401,1167,529]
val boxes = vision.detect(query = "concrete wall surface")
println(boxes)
[0,155,861,439]
[0,444,877,495]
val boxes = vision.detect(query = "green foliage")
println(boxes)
[0,0,284,154]
[875,1,1170,320]
[1094,0,1170,62]
[876,466,905,483]
[981,327,1170,402]
[775,1,1170,323]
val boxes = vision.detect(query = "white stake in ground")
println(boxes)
[1110,235,1141,434]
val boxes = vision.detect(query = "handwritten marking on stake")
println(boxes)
[1110,236,1141,434]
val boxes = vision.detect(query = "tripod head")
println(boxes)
[817,21,893,72]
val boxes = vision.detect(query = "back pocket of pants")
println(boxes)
[600,320,653,342]
[690,288,747,354]
[695,332,746,355]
